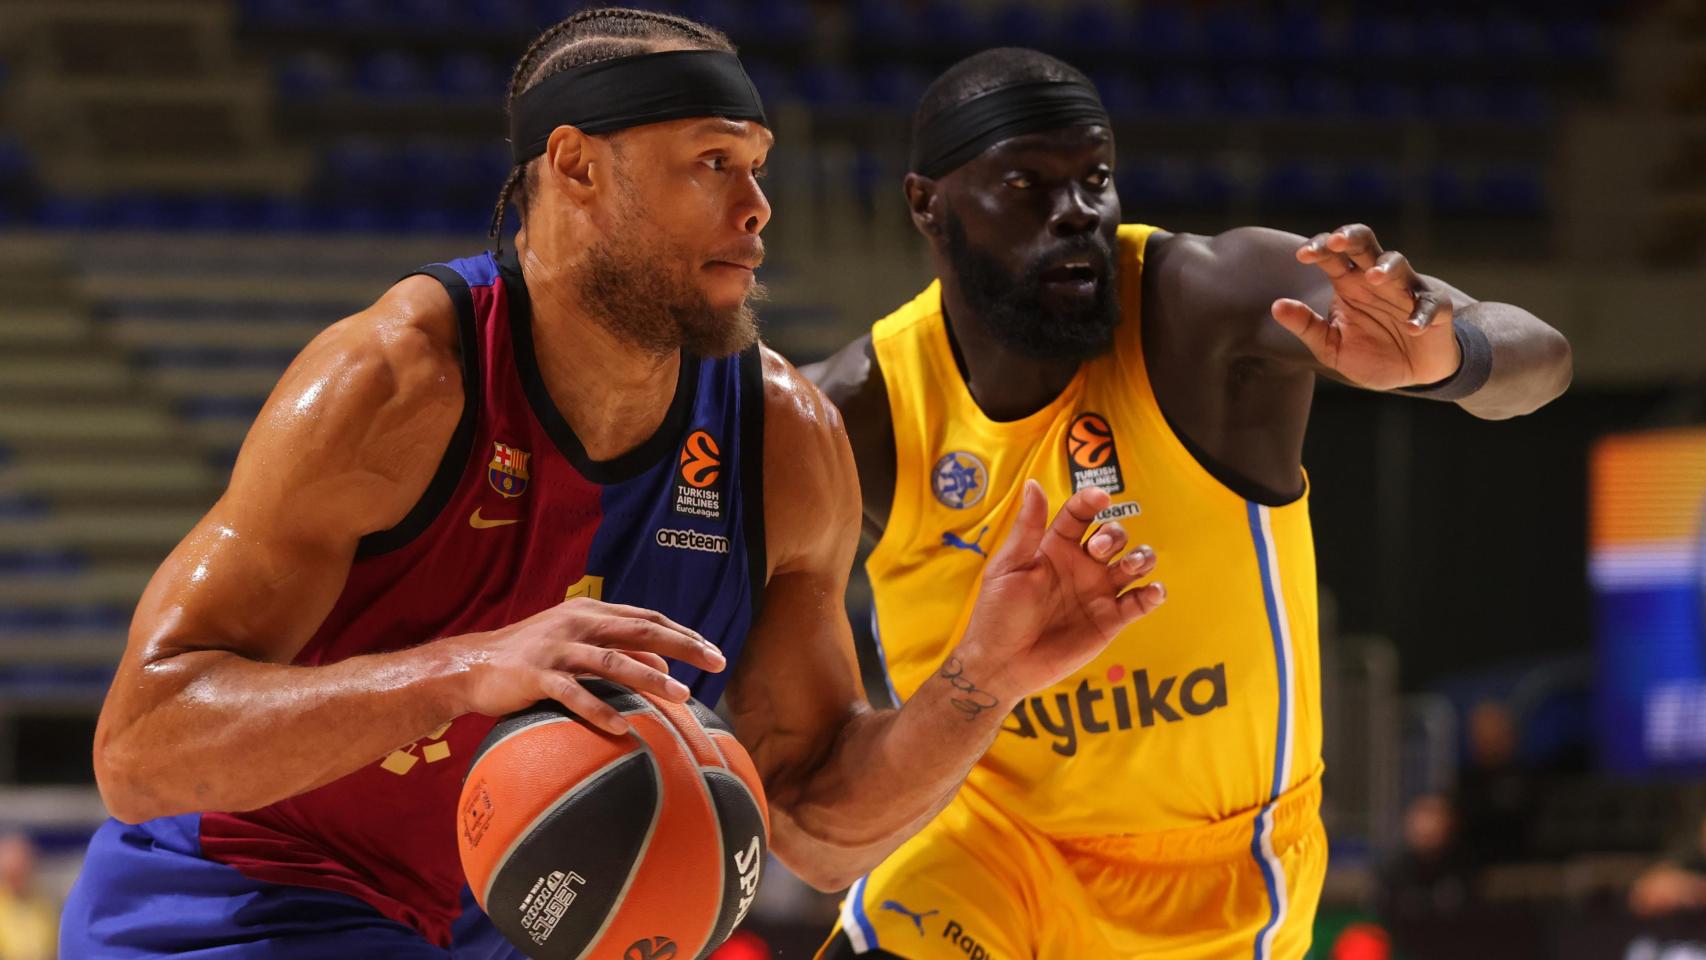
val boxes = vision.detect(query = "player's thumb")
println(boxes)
[988,479,1047,573]
[1271,299,1332,360]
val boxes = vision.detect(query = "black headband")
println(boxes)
[508,49,767,164]
[911,79,1111,179]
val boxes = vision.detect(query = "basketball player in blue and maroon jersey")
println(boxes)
[62,10,1167,959]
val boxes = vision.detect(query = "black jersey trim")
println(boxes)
[738,344,768,622]
[499,249,701,485]
[356,265,484,559]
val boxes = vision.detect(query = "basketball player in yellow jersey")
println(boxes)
[807,48,1573,960]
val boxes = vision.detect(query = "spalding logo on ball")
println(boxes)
[458,679,770,960]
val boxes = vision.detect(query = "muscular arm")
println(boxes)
[95,277,716,823]
[1202,225,1573,420]
[799,336,894,540]
[728,350,1161,892]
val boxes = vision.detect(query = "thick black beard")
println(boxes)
[576,189,762,359]
[943,212,1120,362]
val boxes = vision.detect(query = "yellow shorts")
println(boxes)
[820,778,1326,960]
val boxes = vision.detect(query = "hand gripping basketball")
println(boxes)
[957,481,1165,701]
[460,680,769,960]
[445,598,728,735]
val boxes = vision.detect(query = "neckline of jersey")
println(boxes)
[500,249,702,485]
[927,284,1090,440]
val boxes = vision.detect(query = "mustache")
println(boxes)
[708,237,765,270]
[1025,235,1113,274]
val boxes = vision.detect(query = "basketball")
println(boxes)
[1068,414,1115,470]
[457,679,770,960]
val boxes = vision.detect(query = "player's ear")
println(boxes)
[543,124,597,204]
[903,172,941,238]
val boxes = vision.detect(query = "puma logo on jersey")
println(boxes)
[881,900,939,935]
[1003,664,1229,756]
[469,508,519,529]
[941,525,989,557]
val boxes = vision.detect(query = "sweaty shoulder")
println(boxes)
[801,336,894,538]
[759,345,863,576]
[228,273,467,541]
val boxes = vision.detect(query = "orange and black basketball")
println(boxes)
[458,679,769,960]
[1067,413,1115,470]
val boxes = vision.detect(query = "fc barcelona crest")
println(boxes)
[487,441,530,498]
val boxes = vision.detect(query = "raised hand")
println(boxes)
[953,481,1164,704]
[1270,223,1462,390]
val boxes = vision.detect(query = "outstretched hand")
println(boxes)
[1270,223,1462,390]
[955,481,1164,704]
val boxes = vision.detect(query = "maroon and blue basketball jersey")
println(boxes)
[67,250,768,951]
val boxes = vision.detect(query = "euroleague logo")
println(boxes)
[673,430,723,520]
[625,936,677,960]
[679,430,721,488]
[1065,413,1124,495]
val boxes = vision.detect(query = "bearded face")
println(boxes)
[942,206,1119,362]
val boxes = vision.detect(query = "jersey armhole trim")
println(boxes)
[860,332,914,579]
[739,344,768,621]
[355,265,482,559]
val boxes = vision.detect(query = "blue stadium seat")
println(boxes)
[1144,73,1213,117]
[356,50,430,99]
[1415,15,1483,63]
[1343,14,1413,61]
[1130,5,1197,58]
[1274,9,1327,61]
[1338,164,1402,212]
[1427,82,1490,121]
[321,138,390,198]
[1290,75,1353,118]
[257,196,314,232]
[466,0,535,32]
[1188,162,1236,208]
[1219,71,1281,117]
[1203,7,1272,60]
[0,551,84,575]
[679,0,748,41]
[988,2,1053,49]
[240,0,328,28]
[1489,83,1552,125]
[1482,13,1546,62]
[394,0,461,30]
[850,0,917,48]
[276,51,348,102]
[1087,71,1141,118]
[863,65,931,110]
[1426,164,1472,214]
[1260,161,1331,211]
[920,0,982,51]
[1547,16,1605,62]
[793,64,861,106]
[1059,2,1125,55]
[745,0,812,45]
[1354,81,1421,120]
[1479,165,1547,217]
[739,58,787,107]
[437,53,502,101]
[1116,161,1187,211]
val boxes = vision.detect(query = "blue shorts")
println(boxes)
[61,815,525,959]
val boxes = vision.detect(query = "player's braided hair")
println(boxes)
[488,7,735,253]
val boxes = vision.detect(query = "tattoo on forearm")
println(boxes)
[939,658,999,720]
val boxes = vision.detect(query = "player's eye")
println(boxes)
[752,163,768,181]
[1087,168,1111,188]
[704,154,729,173]
[1005,173,1034,190]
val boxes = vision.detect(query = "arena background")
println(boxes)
[0,1,1704,957]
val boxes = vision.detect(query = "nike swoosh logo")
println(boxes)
[469,508,519,530]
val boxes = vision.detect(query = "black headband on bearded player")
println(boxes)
[508,49,768,164]
[910,79,1111,179]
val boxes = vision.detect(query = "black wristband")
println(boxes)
[1396,320,1493,401]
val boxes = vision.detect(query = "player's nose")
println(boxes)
[734,174,770,235]
[1049,184,1100,238]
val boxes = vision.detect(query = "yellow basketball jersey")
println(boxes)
[866,223,1323,838]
